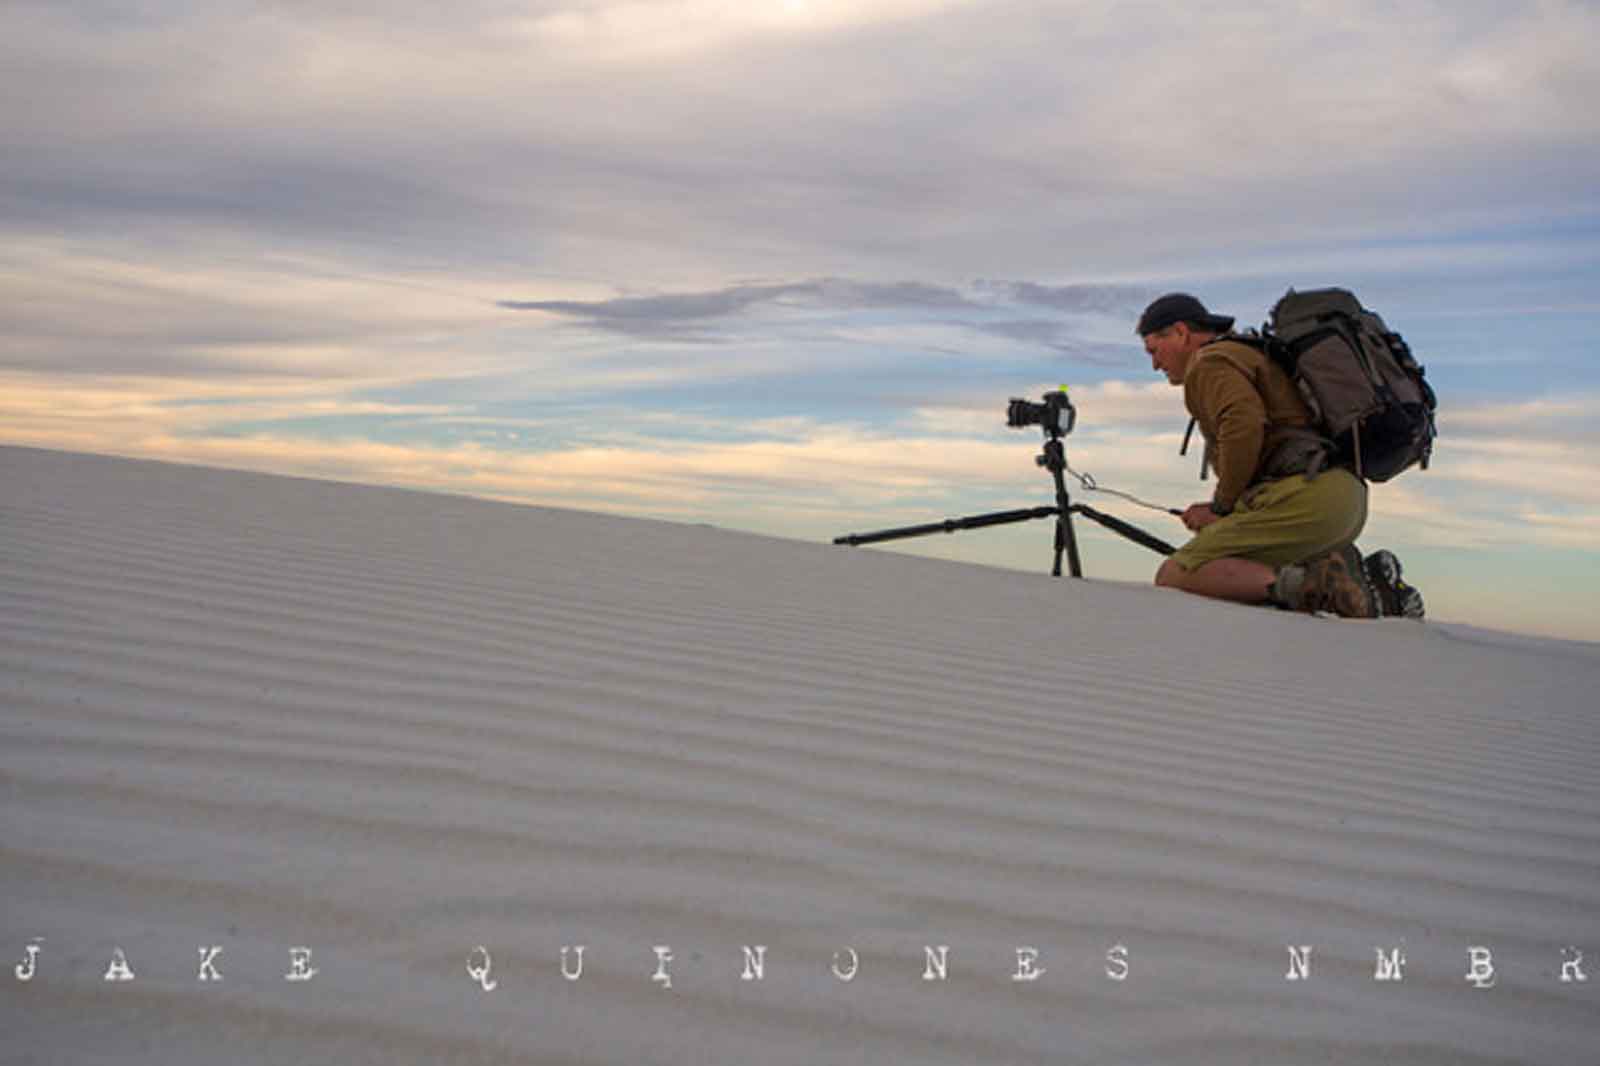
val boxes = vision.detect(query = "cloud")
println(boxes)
[1442,395,1600,435]
[961,320,1134,364]
[7,0,1595,285]
[0,236,529,382]
[500,284,795,341]
[500,277,981,340]
[976,281,1156,315]
[500,277,1157,359]
[1424,440,1600,509]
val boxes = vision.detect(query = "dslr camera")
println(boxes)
[1006,389,1076,437]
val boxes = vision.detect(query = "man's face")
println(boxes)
[1144,324,1191,385]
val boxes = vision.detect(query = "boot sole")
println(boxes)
[1365,550,1425,620]
[1366,549,1402,586]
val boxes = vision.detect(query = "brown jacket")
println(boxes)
[1183,338,1328,511]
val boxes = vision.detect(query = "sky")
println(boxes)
[3,0,1598,642]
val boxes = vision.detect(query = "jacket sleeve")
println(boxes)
[1185,355,1266,511]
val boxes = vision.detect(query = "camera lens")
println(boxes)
[1007,399,1043,428]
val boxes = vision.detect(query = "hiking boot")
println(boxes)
[1364,549,1425,620]
[1271,545,1378,619]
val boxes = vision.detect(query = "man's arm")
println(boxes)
[1184,357,1266,512]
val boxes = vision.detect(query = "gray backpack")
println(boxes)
[1247,288,1437,482]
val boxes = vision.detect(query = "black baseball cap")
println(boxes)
[1136,293,1235,336]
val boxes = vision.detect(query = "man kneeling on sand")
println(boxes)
[1138,293,1424,619]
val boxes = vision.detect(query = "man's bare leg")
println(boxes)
[1155,556,1277,605]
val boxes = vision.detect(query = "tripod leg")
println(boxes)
[1069,504,1177,556]
[1068,514,1083,577]
[1043,438,1084,578]
[1058,509,1083,578]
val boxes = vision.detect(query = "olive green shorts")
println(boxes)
[1168,468,1368,572]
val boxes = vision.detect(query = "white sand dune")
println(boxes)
[3,444,1596,1065]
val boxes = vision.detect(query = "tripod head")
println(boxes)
[1007,387,1077,478]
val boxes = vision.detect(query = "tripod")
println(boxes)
[833,400,1178,578]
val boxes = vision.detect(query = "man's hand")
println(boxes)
[1181,502,1224,532]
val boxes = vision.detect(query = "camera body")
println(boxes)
[1006,389,1076,437]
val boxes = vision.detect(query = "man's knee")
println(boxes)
[1155,557,1187,588]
